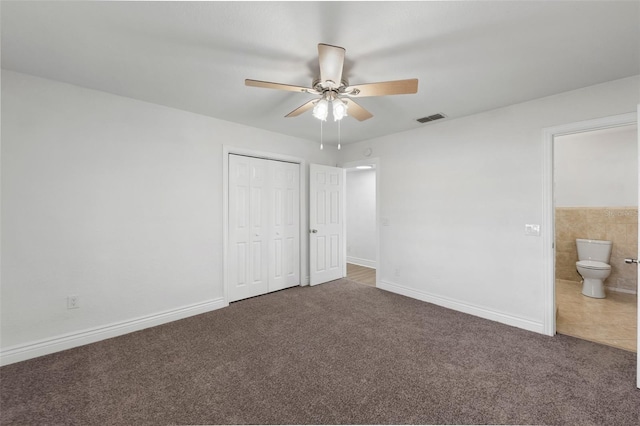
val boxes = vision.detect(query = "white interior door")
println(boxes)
[310,163,345,285]
[228,155,269,302]
[269,160,300,292]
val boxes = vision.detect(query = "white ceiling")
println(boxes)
[2,1,639,145]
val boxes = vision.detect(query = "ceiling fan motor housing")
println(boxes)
[313,78,350,93]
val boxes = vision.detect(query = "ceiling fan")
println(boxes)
[245,43,418,122]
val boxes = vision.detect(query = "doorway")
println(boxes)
[553,125,638,352]
[343,159,379,287]
[542,112,638,388]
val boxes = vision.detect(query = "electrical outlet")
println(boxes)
[394,268,401,277]
[67,295,80,309]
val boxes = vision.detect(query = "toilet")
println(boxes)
[575,239,612,299]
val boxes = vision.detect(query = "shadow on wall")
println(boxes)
[555,207,638,293]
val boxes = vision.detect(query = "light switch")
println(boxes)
[525,224,541,236]
[381,218,390,226]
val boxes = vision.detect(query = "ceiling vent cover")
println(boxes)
[417,113,446,123]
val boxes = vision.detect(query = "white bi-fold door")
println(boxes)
[228,154,300,302]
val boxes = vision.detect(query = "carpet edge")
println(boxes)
[0,297,228,366]
[378,280,545,334]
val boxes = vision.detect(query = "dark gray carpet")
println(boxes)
[1,279,638,425]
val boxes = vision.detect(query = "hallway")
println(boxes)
[346,263,376,287]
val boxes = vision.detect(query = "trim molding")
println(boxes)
[0,298,227,366]
[606,286,637,295]
[346,256,377,269]
[541,112,638,337]
[561,279,638,295]
[378,280,544,334]
[340,157,381,288]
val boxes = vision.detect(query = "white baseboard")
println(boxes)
[0,298,227,366]
[378,280,545,334]
[561,280,637,295]
[346,256,377,269]
[606,286,637,295]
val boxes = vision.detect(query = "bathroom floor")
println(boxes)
[556,279,637,352]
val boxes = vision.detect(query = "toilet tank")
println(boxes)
[576,239,612,263]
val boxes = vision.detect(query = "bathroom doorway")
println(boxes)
[343,158,378,287]
[552,122,638,352]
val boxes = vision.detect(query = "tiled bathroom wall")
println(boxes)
[555,207,638,293]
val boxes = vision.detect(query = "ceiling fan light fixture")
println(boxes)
[246,43,418,122]
[332,98,348,121]
[312,98,329,121]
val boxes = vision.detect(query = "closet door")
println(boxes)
[228,155,300,302]
[269,160,300,292]
[228,155,269,302]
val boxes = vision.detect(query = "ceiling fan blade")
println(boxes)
[318,43,345,87]
[345,79,418,97]
[245,79,316,94]
[344,99,373,121]
[285,99,317,117]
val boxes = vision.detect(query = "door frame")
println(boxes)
[341,157,380,287]
[542,112,637,337]
[222,146,307,304]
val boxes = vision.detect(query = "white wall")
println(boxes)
[346,169,376,268]
[338,75,639,333]
[1,71,337,362]
[555,125,638,207]
[3,70,639,365]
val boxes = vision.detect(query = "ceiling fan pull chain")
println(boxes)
[338,120,341,150]
[320,120,323,150]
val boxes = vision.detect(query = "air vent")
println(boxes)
[417,113,446,123]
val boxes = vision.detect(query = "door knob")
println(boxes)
[624,258,639,264]
[310,229,318,233]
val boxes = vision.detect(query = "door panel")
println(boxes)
[285,237,294,275]
[310,164,345,285]
[317,191,326,224]
[250,160,269,290]
[269,160,300,292]
[236,243,246,285]
[330,234,339,268]
[229,155,269,302]
[316,236,326,272]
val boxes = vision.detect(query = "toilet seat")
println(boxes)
[576,260,611,270]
